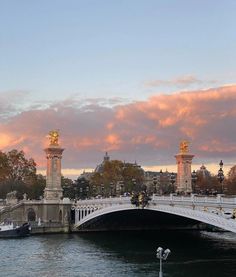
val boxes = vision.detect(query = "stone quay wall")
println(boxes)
[0,199,72,234]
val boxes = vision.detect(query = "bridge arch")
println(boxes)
[74,203,236,233]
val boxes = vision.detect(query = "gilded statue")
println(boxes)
[179,140,189,154]
[48,130,59,146]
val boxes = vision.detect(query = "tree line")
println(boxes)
[1,149,236,200]
[194,166,236,195]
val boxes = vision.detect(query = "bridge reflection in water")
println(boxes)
[71,195,236,233]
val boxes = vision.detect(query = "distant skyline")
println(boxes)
[1,1,236,178]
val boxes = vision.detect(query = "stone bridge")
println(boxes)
[72,195,236,233]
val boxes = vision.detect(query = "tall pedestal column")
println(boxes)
[175,153,194,193]
[44,146,64,200]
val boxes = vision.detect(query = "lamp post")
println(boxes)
[159,169,163,195]
[79,187,83,199]
[92,185,96,197]
[120,181,124,196]
[101,184,104,197]
[132,178,136,192]
[153,175,157,194]
[86,185,89,199]
[217,160,224,194]
[110,182,113,197]
[156,247,171,277]
[170,172,175,193]
[192,170,197,194]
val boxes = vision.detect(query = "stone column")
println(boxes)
[175,141,194,193]
[44,131,64,201]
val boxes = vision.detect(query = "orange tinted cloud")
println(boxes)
[105,134,122,150]
[0,85,236,174]
[144,75,202,88]
[0,132,26,148]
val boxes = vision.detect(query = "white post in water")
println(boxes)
[156,247,171,277]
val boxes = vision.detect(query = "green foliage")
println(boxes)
[62,176,75,199]
[74,177,90,199]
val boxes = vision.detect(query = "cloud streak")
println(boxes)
[144,75,217,88]
[0,85,236,176]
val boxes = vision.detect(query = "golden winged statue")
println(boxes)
[48,130,59,146]
[179,140,189,154]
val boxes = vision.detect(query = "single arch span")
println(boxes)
[74,202,236,233]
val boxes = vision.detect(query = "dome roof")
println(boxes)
[197,164,211,178]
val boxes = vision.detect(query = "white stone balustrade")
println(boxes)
[72,195,236,233]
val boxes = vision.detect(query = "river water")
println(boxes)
[0,231,236,277]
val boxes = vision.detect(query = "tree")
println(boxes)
[122,163,144,192]
[0,151,11,182]
[226,165,236,194]
[74,177,90,199]
[90,160,145,195]
[26,174,46,200]
[0,149,43,199]
[61,176,74,199]
[6,149,36,183]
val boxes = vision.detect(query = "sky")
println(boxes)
[0,0,236,179]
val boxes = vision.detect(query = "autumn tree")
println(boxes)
[90,160,145,195]
[0,149,45,199]
[6,150,36,183]
[0,151,11,182]
[226,165,236,194]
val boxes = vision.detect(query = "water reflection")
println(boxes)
[0,231,236,277]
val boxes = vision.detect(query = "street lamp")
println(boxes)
[159,170,163,195]
[101,184,104,197]
[132,178,136,192]
[92,185,96,197]
[156,247,171,277]
[192,170,197,194]
[120,181,124,196]
[170,172,175,193]
[217,160,224,194]
[110,182,113,197]
[79,187,83,199]
[153,175,157,194]
[86,185,89,198]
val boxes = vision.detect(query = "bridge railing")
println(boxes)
[74,194,236,207]
[74,196,131,206]
[152,194,236,204]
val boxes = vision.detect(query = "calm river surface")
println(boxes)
[0,231,236,277]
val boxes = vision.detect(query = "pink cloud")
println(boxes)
[144,75,217,88]
[0,85,236,174]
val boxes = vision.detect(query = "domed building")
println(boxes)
[94,152,110,173]
[197,164,211,178]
